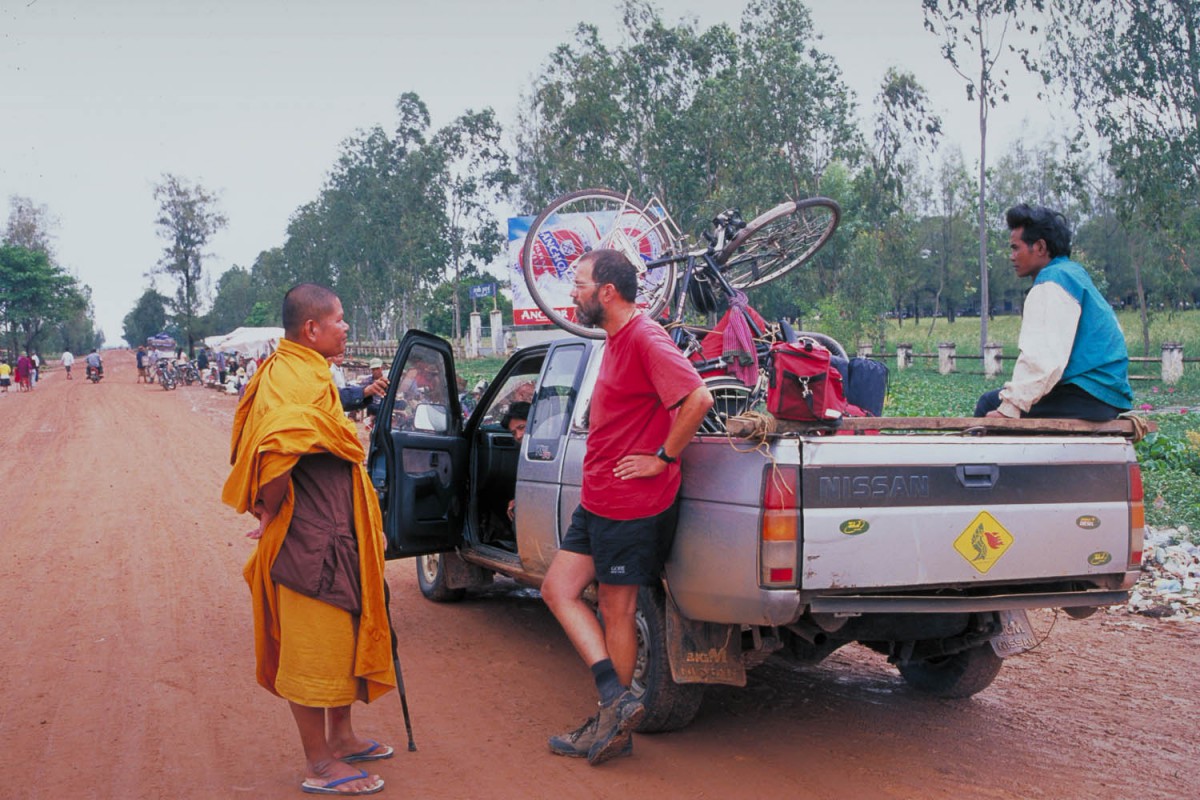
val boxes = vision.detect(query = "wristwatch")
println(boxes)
[654,446,677,464]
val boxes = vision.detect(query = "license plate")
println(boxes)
[990,609,1037,657]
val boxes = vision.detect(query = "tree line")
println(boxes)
[118,0,1199,355]
[0,196,101,359]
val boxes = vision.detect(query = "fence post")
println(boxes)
[896,343,913,371]
[468,312,482,358]
[490,309,505,357]
[937,342,957,374]
[1162,342,1184,385]
[856,340,873,358]
[983,343,1004,378]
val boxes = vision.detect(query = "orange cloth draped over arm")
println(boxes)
[221,338,396,702]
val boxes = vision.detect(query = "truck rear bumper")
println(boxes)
[808,588,1130,614]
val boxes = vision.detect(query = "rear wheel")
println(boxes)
[629,584,705,732]
[415,552,466,603]
[521,188,679,339]
[896,643,1003,698]
[718,197,840,289]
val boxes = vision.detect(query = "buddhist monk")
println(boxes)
[223,283,395,796]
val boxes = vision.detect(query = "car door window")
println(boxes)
[525,344,584,461]
[391,343,451,433]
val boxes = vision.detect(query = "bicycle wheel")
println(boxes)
[717,197,840,290]
[699,375,760,434]
[521,188,680,339]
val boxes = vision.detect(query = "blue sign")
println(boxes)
[469,282,497,299]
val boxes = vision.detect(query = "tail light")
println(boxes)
[760,464,799,588]
[1128,463,1144,569]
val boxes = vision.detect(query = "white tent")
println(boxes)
[203,326,284,358]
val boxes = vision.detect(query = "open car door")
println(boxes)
[367,330,467,559]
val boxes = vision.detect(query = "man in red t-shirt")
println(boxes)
[541,249,713,765]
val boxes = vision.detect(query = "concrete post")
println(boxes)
[937,342,957,375]
[468,312,482,358]
[896,344,913,371]
[983,343,1004,378]
[490,309,505,356]
[1162,342,1184,385]
[856,341,873,359]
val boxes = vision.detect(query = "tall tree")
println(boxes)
[0,244,81,354]
[1037,0,1200,353]
[4,195,57,257]
[152,174,227,354]
[923,0,1044,353]
[121,288,170,348]
[208,266,257,333]
[431,108,517,343]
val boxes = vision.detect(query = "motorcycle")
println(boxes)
[155,358,177,390]
[86,363,103,383]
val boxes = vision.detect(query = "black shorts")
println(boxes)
[560,499,680,586]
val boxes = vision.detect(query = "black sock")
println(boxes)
[591,659,623,705]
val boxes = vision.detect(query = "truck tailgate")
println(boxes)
[800,435,1136,590]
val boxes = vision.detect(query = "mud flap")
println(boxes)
[990,609,1037,657]
[664,587,746,686]
[443,551,490,590]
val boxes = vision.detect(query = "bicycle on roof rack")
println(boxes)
[520,187,845,429]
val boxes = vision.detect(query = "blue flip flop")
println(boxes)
[342,740,395,763]
[300,769,384,796]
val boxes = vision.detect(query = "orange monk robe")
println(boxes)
[221,338,396,702]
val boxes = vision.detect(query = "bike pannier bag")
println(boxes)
[766,339,848,421]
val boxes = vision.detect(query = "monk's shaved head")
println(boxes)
[282,283,339,339]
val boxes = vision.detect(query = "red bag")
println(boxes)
[766,339,851,421]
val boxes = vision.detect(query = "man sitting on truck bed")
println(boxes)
[540,248,713,766]
[975,203,1132,421]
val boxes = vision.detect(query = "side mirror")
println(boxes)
[413,403,449,433]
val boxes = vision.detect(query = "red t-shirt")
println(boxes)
[581,313,704,520]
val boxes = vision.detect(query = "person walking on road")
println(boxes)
[61,349,75,379]
[15,353,32,392]
[222,283,396,796]
[540,249,713,765]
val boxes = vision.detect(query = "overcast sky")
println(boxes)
[1,0,1054,345]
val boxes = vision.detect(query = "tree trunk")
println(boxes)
[977,67,990,356]
[1130,236,1151,357]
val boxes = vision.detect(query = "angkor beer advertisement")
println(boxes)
[507,208,672,326]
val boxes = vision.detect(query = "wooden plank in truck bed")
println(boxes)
[724,415,1153,438]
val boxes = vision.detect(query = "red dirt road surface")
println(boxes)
[1,351,1197,799]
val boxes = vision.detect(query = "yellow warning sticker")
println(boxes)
[954,511,1014,574]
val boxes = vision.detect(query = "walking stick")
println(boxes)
[382,580,417,751]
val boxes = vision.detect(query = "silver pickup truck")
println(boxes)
[367,331,1145,732]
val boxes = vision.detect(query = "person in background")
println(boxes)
[61,349,75,380]
[501,401,530,522]
[0,359,11,393]
[136,346,148,383]
[15,352,32,392]
[30,352,40,384]
[974,203,1132,421]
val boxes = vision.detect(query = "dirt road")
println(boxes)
[1,351,1196,800]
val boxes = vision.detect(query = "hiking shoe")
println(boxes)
[548,715,598,758]
[586,689,645,766]
[549,714,634,759]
